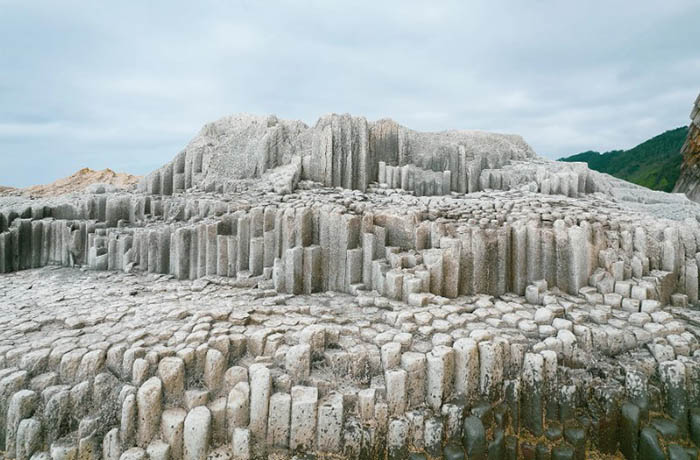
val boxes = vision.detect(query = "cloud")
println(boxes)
[0,0,698,187]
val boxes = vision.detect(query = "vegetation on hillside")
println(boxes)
[559,126,688,192]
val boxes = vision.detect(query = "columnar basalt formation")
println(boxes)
[3,113,700,459]
[674,93,700,201]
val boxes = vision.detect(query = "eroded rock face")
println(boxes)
[140,113,546,196]
[674,93,700,201]
[3,113,700,459]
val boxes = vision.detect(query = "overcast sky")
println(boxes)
[1,1,699,187]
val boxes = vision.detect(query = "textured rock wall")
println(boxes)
[1,190,699,303]
[141,113,540,196]
[673,93,700,201]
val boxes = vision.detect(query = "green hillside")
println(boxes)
[559,126,688,192]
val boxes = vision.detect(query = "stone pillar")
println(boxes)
[541,350,558,423]
[554,220,570,293]
[362,233,375,289]
[441,238,461,298]
[249,364,271,443]
[317,393,343,453]
[174,228,190,280]
[216,236,229,276]
[289,386,318,451]
[263,230,276,268]
[479,340,504,400]
[159,227,171,274]
[188,225,199,280]
[226,382,250,434]
[147,230,159,274]
[267,393,291,449]
[30,221,42,268]
[158,357,185,407]
[206,223,218,276]
[385,369,407,416]
[345,248,363,291]
[686,259,698,304]
[161,408,186,460]
[387,418,409,460]
[272,258,285,292]
[378,162,387,184]
[568,225,587,293]
[426,346,455,412]
[295,208,313,248]
[401,352,426,410]
[659,360,688,433]
[227,236,238,278]
[384,270,404,301]
[250,207,264,238]
[526,220,542,283]
[5,390,38,457]
[196,224,207,278]
[137,377,162,448]
[521,353,544,436]
[203,349,225,394]
[542,227,556,289]
[423,250,443,297]
[285,247,303,295]
[183,406,210,460]
[237,215,250,273]
[285,344,311,384]
[453,338,479,401]
[249,237,264,276]
[281,208,296,255]
[303,246,322,294]
[231,428,250,460]
[472,227,487,294]
[511,222,527,295]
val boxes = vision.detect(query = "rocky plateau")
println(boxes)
[2,101,700,460]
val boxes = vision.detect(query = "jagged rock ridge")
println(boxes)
[140,113,597,197]
[674,93,700,201]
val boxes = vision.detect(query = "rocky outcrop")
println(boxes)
[673,93,700,200]
[1,168,140,198]
[4,113,700,459]
[140,113,556,196]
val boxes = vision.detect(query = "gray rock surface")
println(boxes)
[2,112,700,459]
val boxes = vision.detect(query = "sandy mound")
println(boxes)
[1,168,141,197]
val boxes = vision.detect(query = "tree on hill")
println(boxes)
[559,126,688,192]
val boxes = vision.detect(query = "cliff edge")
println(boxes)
[672,92,700,200]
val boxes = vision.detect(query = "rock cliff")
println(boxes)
[673,93,700,200]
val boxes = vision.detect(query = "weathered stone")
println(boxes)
[226,382,250,433]
[183,406,210,460]
[248,364,271,442]
[158,357,185,405]
[285,344,311,384]
[620,402,640,460]
[267,392,291,448]
[136,377,162,448]
[289,386,317,451]
[161,408,186,460]
[6,390,38,456]
[638,427,665,460]
[462,416,486,460]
